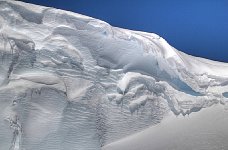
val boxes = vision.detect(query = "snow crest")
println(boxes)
[0,1,228,150]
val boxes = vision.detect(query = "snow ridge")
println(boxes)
[0,1,228,150]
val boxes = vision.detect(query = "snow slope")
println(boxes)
[0,0,228,150]
[103,104,228,150]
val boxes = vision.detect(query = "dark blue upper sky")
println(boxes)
[22,0,228,62]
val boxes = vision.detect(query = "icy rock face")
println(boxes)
[0,1,228,150]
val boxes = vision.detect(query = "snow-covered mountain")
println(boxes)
[0,1,228,150]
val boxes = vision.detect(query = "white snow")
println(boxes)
[0,0,228,150]
[103,104,228,150]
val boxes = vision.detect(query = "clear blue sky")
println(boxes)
[22,0,228,62]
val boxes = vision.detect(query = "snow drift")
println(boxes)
[0,0,228,150]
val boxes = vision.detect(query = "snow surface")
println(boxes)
[103,104,228,150]
[0,0,228,150]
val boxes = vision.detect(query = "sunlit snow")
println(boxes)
[0,1,228,150]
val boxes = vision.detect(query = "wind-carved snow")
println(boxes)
[0,1,228,150]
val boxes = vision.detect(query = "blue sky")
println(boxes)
[22,0,228,62]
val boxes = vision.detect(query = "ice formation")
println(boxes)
[0,1,228,150]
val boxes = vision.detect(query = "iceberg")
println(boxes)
[0,0,228,150]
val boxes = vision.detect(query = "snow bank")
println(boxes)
[0,0,228,149]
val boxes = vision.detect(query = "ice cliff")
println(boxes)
[0,1,228,150]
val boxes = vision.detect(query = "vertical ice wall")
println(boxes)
[0,1,228,150]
